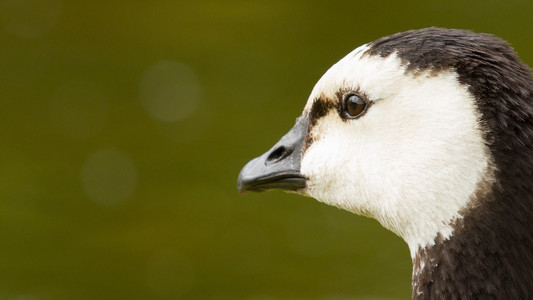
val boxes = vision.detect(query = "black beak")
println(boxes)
[237,117,308,193]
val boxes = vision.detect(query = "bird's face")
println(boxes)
[238,44,493,255]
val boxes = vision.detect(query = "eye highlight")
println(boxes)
[343,94,368,118]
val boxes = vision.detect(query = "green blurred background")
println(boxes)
[1,0,532,299]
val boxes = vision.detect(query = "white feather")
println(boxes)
[299,45,493,257]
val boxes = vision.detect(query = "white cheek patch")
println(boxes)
[300,51,493,257]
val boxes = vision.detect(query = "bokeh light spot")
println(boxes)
[81,148,138,206]
[0,0,61,39]
[139,60,202,122]
[50,81,109,140]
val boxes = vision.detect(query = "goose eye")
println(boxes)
[344,94,367,118]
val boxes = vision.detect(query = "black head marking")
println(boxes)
[307,95,337,128]
[304,88,370,152]
[304,96,336,152]
[366,28,533,108]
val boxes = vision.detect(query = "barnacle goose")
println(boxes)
[237,28,533,299]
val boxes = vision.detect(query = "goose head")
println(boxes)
[238,27,533,298]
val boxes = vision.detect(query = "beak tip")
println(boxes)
[237,183,246,194]
[237,169,248,194]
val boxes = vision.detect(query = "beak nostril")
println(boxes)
[267,146,288,163]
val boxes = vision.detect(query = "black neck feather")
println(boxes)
[412,189,533,299]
